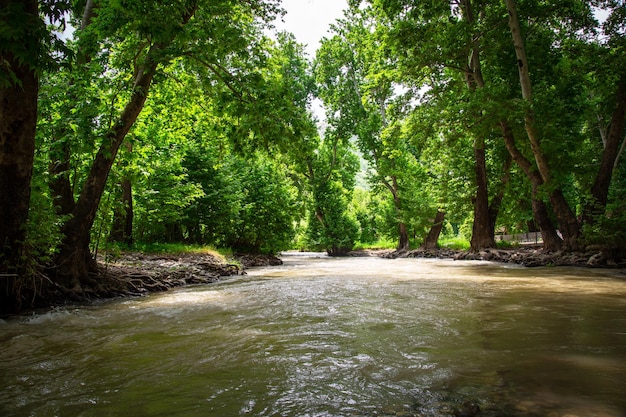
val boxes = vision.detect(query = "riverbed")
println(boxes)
[2,253,625,416]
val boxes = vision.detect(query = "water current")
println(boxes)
[1,253,626,416]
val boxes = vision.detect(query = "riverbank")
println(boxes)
[7,252,282,316]
[353,246,626,269]
[93,251,283,297]
[9,246,624,316]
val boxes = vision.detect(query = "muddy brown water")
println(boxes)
[2,253,625,416]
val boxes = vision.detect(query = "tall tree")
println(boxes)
[42,0,283,291]
[0,0,71,311]
[503,0,581,249]
[0,0,41,310]
[315,9,419,250]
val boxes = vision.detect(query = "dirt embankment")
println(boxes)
[96,252,283,297]
[352,246,626,269]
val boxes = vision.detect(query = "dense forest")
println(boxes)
[1,0,625,313]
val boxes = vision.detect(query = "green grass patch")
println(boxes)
[353,237,397,251]
[110,242,232,260]
[439,236,470,250]
[495,240,520,249]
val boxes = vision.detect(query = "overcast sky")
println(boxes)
[273,0,349,57]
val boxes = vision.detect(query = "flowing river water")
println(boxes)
[2,253,626,416]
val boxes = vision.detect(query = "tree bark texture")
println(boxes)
[397,221,409,251]
[422,210,445,250]
[470,138,496,251]
[0,0,40,312]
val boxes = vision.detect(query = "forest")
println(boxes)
[1,0,625,314]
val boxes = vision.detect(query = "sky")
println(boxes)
[273,0,349,57]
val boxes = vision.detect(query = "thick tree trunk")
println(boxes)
[0,0,40,312]
[460,1,495,252]
[549,190,580,250]
[422,210,445,250]
[500,121,563,251]
[470,138,496,252]
[397,221,409,251]
[530,192,562,251]
[504,0,580,249]
[583,73,626,224]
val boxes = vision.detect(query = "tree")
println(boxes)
[503,0,580,249]
[41,0,282,291]
[364,0,520,251]
[0,0,40,311]
[315,8,421,250]
[0,0,70,312]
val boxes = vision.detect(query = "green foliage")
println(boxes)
[127,242,228,258]
[581,160,626,249]
[0,0,73,87]
[306,179,360,255]
[25,171,66,264]
[220,155,299,254]
[353,236,396,251]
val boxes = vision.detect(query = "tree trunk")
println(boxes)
[470,137,496,252]
[0,0,40,313]
[397,221,409,251]
[583,73,626,224]
[385,175,409,250]
[549,189,579,250]
[422,210,445,250]
[530,192,562,251]
[460,1,495,252]
[504,0,580,249]
[500,121,563,251]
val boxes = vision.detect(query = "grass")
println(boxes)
[438,236,470,250]
[105,242,231,261]
[353,237,397,251]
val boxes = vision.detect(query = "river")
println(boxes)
[1,253,626,416]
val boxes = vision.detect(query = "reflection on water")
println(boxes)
[1,254,626,416]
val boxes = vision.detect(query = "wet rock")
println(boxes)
[453,401,480,417]
[235,253,283,268]
[388,246,626,269]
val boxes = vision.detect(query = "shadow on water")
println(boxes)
[1,253,625,416]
